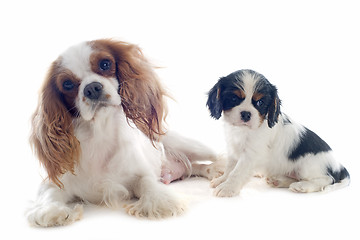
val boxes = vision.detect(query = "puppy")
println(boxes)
[27,39,221,227]
[207,69,350,197]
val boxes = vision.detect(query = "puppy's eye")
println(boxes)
[63,80,74,91]
[256,99,264,107]
[230,95,242,103]
[99,59,111,71]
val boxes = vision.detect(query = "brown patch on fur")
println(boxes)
[252,92,264,101]
[54,68,81,116]
[258,112,266,125]
[216,88,221,99]
[90,39,168,143]
[90,51,116,77]
[30,60,81,188]
[273,96,278,112]
[253,92,266,125]
[234,89,245,99]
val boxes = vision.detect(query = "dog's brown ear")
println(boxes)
[92,39,168,143]
[267,85,281,128]
[30,61,80,188]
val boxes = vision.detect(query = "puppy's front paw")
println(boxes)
[26,203,83,227]
[203,155,226,180]
[125,192,186,219]
[210,175,226,188]
[214,182,240,197]
[203,163,225,181]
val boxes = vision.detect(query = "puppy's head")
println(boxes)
[207,69,280,129]
[30,39,167,187]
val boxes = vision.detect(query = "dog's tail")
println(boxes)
[160,131,220,184]
[324,166,350,192]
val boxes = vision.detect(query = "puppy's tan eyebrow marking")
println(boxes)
[234,89,246,99]
[253,92,264,101]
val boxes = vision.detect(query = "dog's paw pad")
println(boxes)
[210,176,226,188]
[289,182,311,193]
[27,204,83,227]
[266,177,280,187]
[214,183,239,197]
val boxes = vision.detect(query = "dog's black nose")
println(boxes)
[84,82,103,100]
[241,111,251,122]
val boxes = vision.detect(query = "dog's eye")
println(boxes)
[256,99,264,107]
[99,59,111,71]
[63,80,74,91]
[231,96,239,102]
[223,94,242,111]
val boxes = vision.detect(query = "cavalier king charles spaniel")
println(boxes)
[207,69,350,197]
[27,39,221,227]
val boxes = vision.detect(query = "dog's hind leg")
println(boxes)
[266,175,297,188]
[160,131,224,184]
[289,176,333,193]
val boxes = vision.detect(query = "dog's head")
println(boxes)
[207,69,280,129]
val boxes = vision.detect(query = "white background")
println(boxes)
[1,0,359,239]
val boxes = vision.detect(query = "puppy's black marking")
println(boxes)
[326,166,350,184]
[288,127,332,161]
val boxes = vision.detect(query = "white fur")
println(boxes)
[27,41,221,227]
[210,71,348,197]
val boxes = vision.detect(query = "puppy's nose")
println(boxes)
[241,111,251,122]
[84,82,103,100]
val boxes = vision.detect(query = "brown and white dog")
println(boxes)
[27,39,221,227]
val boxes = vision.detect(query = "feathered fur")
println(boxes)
[27,39,222,227]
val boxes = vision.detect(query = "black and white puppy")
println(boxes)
[207,69,350,197]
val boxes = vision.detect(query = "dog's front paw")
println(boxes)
[214,182,240,197]
[203,155,226,181]
[203,163,225,181]
[125,192,186,219]
[26,203,83,227]
[210,175,227,188]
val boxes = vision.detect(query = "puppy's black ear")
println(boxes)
[267,85,281,128]
[206,82,223,119]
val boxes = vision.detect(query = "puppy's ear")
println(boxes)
[95,39,167,143]
[30,61,80,188]
[267,85,281,128]
[207,82,223,119]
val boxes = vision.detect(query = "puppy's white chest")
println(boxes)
[225,122,272,160]
[225,125,249,155]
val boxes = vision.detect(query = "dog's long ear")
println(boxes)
[267,85,281,128]
[96,39,167,143]
[30,61,80,188]
[206,81,223,119]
